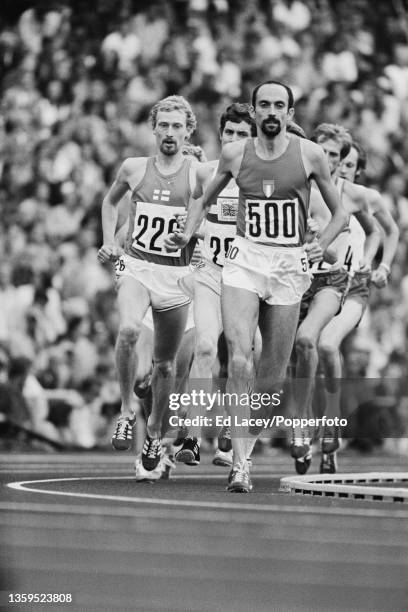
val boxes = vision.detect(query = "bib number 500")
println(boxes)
[245,199,299,245]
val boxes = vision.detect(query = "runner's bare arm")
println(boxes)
[188,162,216,237]
[164,162,214,251]
[164,144,240,250]
[199,142,241,208]
[344,182,381,271]
[99,159,140,262]
[115,221,128,249]
[303,141,349,252]
[367,187,399,285]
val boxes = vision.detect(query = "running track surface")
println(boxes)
[1,449,408,612]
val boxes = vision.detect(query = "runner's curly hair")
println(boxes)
[149,95,197,134]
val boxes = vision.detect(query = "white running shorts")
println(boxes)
[222,236,311,305]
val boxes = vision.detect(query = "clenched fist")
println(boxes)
[97,244,124,263]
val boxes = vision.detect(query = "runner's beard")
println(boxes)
[160,140,178,155]
[261,119,281,137]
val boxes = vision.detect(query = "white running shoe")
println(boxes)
[212,448,233,467]
[226,461,253,493]
[135,455,162,482]
[160,447,177,480]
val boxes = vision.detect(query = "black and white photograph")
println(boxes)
[1,1,408,610]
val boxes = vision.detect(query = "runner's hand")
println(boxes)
[304,240,323,263]
[174,212,187,231]
[371,265,388,288]
[358,258,371,275]
[97,244,124,263]
[305,241,337,265]
[323,246,338,265]
[305,217,320,242]
[164,231,189,252]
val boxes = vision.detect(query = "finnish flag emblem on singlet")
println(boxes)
[152,189,170,202]
[262,180,275,198]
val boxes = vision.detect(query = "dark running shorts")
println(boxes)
[346,271,371,308]
[299,270,350,325]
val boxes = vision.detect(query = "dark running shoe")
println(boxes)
[172,425,188,448]
[290,428,312,475]
[320,451,338,474]
[175,437,200,465]
[111,415,136,451]
[321,428,340,454]
[134,373,152,399]
[320,428,340,473]
[142,433,162,471]
[218,426,232,452]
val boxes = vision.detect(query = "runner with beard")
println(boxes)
[166,81,348,492]
[98,95,200,481]
[174,103,256,468]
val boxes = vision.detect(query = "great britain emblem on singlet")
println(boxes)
[218,197,238,222]
[262,179,275,198]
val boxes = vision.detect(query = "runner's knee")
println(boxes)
[228,352,253,380]
[117,323,142,346]
[153,359,175,377]
[296,332,316,357]
[318,337,338,362]
[195,335,217,364]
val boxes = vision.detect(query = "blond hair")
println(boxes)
[312,123,352,160]
[149,95,197,134]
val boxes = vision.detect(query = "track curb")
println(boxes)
[279,472,408,502]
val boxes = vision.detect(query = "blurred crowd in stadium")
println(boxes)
[1,0,407,449]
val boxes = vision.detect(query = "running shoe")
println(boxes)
[213,448,233,467]
[141,433,162,471]
[320,451,337,474]
[111,415,136,451]
[135,455,162,482]
[218,426,232,452]
[226,463,252,493]
[160,447,177,480]
[227,467,237,486]
[172,425,188,448]
[175,437,200,465]
[290,427,312,475]
[321,428,340,454]
[134,373,152,399]
[320,429,340,474]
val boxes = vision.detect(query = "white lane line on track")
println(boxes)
[6,476,408,518]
